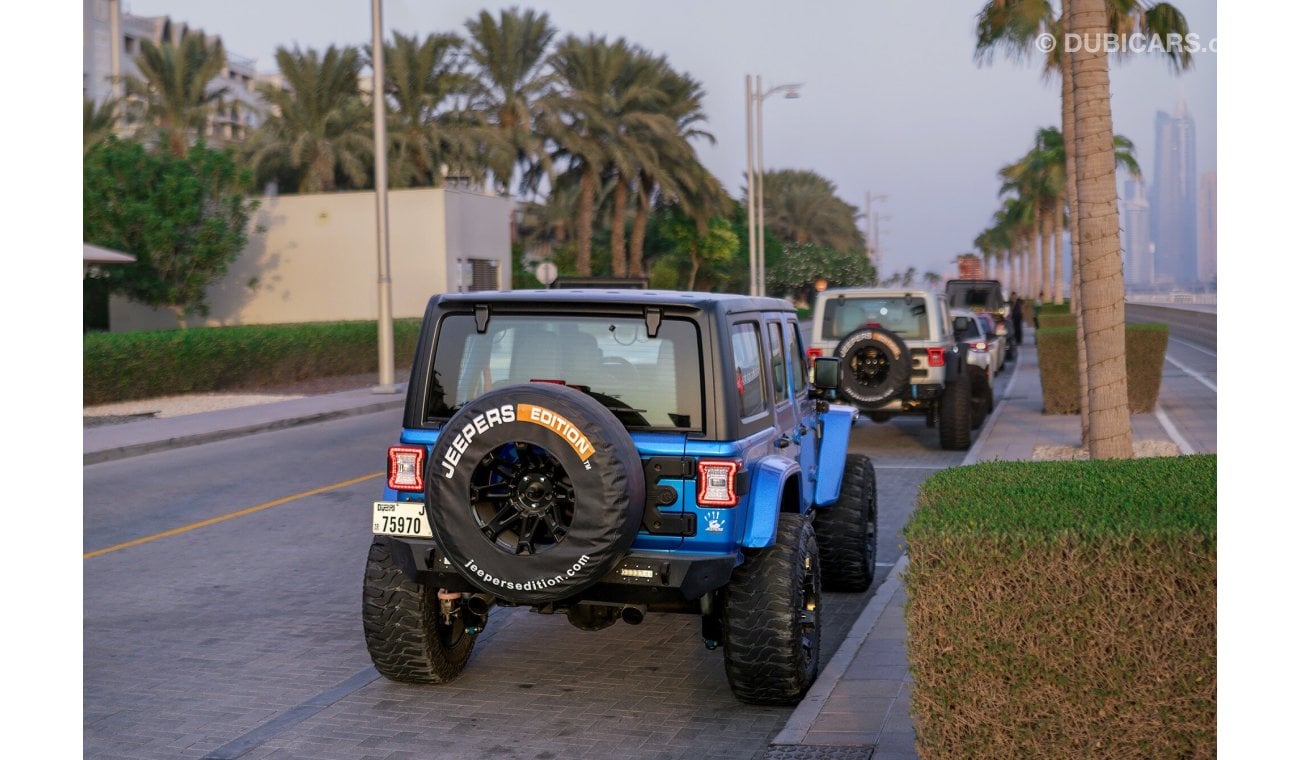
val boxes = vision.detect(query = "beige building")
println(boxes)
[109,188,515,332]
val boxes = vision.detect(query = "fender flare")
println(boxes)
[740,456,802,549]
[943,343,969,384]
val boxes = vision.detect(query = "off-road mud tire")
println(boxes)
[814,454,878,592]
[971,371,992,430]
[426,382,646,605]
[362,537,474,684]
[721,513,821,705]
[939,370,972,450]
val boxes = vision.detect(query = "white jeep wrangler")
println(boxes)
[809,287,973,450]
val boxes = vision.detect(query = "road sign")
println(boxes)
[535,261,558,286]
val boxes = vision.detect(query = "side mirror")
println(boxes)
[812,357,841,392]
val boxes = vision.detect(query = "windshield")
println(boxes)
[821,296,930,341]
[426,314,702,431]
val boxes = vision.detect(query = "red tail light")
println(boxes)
[926,347,946,367]
[697,460,740,507]
[967,341,988,352]
[806,347,823,362]
[387,446,425,491]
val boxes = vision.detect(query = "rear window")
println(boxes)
[946,283,1005,312]
[955,316,983,341]
[426,314,702,431]
[820,296,930,341]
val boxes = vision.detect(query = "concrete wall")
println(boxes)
[109,187,514,332]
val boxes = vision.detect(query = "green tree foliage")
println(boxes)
[463,7,559,195]
[649,206,739,291]
[84,138,259,325]
[761,170,866,251]
[123,34,229,157]
[377,31,478,188]
[244,45,371,193]
[84,97,118,155]
[768,242,876,305]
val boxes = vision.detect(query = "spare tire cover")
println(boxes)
[425,382,645,604]
[834,327,911,408]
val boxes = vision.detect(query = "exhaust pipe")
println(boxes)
[621,605,646,625]
[465,594,495,615]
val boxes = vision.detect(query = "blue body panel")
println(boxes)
[813,403,857,506]
[740,456,801,548]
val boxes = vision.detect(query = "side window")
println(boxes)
[767,321,788,401]
[785,320,807,393]
[730,322,768,419]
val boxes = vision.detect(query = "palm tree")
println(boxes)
[539,34,632,276]
[244,45,372,194]
[123,34,228,156]
[84,97,119,155]
[463,7,559,196]
[976,0,1192,458]
[629,64,715,278]
[761,170,866,251]
[376,31,475,189]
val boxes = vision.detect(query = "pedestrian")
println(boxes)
[1010,294,1024,346]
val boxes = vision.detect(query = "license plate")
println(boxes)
[372,501,433,538]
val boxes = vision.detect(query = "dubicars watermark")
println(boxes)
[1037,32,1217,55]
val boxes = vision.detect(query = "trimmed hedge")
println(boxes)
[1038,322,1169,413]
[84,320,422,405]
[1036,313,1077,329]
[904,456,1216,760]
[1036,301,1072,316]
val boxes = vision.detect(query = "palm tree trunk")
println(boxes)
[1063,0,1089,446]
[1053,194,1065,303]
[1038,204,1050,302]
[629,178,651,277]
[577,164,596,276]
[1071,0,1133,459]
[610,178,628,277]
[1028,212,1040,302]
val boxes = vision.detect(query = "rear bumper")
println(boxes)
[384,537,739,603]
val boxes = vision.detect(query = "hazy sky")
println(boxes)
[115,0,1217,279]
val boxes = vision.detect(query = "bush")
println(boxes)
[905,456,1216,760]
[1038,322,1168,413]
[84,320,422,405]
[1036,313,1076,329]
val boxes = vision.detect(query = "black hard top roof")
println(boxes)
[432,289,795,314]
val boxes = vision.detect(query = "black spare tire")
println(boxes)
[426,382,645,605]
[834,327,911,408]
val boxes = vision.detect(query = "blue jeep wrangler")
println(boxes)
[363,290,876,705]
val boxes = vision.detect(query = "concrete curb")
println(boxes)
[771,555,910,746]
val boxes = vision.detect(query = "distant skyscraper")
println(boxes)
[1149,98,1198,287]
[1121,180,1153,287]
[1198,171,1217,287]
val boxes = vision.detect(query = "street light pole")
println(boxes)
[745,76,802,298]
[755,75,768,298]
[745,75,757,296]
[372,0,397,393]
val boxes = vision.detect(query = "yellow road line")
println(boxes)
[84,472,383,559]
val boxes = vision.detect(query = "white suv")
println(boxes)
[809,287,975,450]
